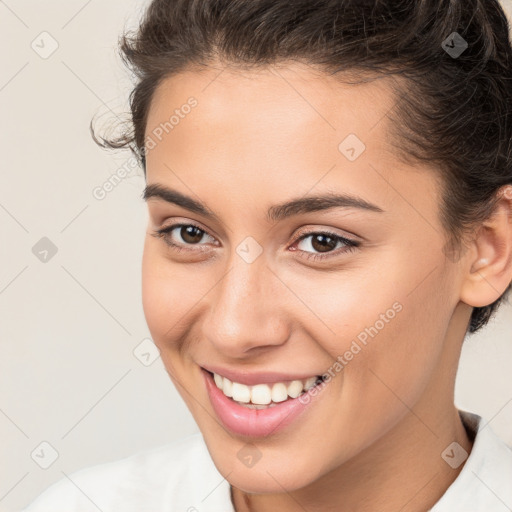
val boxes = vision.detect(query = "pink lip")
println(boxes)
[202,368,321,437]
[201,364,321,386]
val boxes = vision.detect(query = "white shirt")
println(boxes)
[22,410,512,512]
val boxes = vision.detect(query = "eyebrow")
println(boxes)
[142,183,384,222]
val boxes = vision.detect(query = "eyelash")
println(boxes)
[151,223,360,261]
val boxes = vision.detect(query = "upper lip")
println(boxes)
[201,364,322,386]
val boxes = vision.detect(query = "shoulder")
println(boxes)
[22,432,230,512]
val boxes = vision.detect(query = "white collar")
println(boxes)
[430,409,512,511]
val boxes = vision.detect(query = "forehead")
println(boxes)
[146,62,397,152]
[144,62,441,228]
[145,63,402,177]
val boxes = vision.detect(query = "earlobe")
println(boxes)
[460,186,512,308]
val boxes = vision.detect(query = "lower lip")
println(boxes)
[202,369,320,438]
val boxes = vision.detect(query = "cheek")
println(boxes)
[277,263,452,468]
[336,266,452,411]
[141,249,168,343]
[290,257,452,402]
[141,243,199,349]
[141,245,206,399]
[278,265,408,358]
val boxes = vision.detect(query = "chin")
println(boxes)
[203,435,327,494]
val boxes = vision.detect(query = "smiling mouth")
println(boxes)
[205,370,325,409]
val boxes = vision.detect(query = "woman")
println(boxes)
[23,0,512,510]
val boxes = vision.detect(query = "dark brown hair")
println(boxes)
[92,0,512,334]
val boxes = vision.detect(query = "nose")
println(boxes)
[203,251,290,357]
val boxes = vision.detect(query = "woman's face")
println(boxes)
[141,63,468,492]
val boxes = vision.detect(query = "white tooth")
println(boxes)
[287,380,304,398]
[251,384,272,405]
[222,377,233,398]
[304,376,317,391]
[271,382,289,403]
[213,373,223,389]
[231,382,251,403]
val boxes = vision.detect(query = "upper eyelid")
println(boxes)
[158,218,216,238]
[294,227,358,242]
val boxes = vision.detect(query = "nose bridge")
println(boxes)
[205,249,288,354]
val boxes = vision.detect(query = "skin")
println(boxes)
[140,62,512,511]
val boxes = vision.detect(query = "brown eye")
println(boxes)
[309,234,339,253]
[152,223,217,250]
[180,225,205,244]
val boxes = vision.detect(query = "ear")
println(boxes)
[460,186,512,308]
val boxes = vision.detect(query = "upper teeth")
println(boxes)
[213,372,320,405]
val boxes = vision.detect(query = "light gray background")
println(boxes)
[1,1,512,510]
